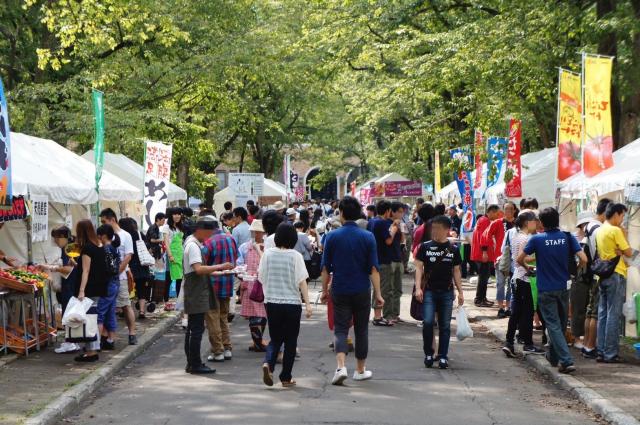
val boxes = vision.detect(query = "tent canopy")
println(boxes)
[82,150,187,202]
[558,137,640,199]
[11,132,140,204]
[213,178,289,214]
[374,172,410,183]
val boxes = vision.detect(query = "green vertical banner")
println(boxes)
[92,89,105,196]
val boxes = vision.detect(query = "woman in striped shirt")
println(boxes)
[258,223,312,387]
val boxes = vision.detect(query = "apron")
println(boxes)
[183,271,217,314]
[169,231,184,280]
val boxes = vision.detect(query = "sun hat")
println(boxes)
[576,211,595,228]
[249,219,264,232]
[272,200,286,211]
[286,208,297,216]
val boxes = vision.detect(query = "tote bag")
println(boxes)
[136,232,156,267]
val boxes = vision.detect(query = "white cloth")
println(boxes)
[264,234,276,250]
[510,231,531,282]
[258,248,308,305]
[294,232,313,261]
[116,229,134,281]
[583,219,602,260]
[160,224,176,242]
[183,235,203,274]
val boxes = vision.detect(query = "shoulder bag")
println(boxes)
[136,232,156,267]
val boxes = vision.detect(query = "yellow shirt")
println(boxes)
[595,222,630,277]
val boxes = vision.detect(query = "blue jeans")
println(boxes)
[496,268,512,304]
[422,289,455,359]
[97,279,119,332]
[597,273,626,360]
[538,290,573,367]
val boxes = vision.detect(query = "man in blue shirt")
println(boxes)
[518,208,586,374]
[367,201,393,326]
[321,196,384,386]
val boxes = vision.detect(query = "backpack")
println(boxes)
[104,245,120,277]
[583,223,600,266]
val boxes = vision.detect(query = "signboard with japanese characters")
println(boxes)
[229,173,264,196]
[31,194,48,242]
[143,141,172,230]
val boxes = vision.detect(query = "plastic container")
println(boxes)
[634,343,640,359]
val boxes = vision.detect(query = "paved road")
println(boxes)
[63,293,604,425]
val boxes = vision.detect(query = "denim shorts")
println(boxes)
[97,280,119,332]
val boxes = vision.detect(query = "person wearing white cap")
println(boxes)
[573,199,610,359]
[271,200,286,213]
[286,208,298,224]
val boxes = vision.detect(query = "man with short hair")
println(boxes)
[447,206,462,236]
[202,220,239,362]
[321,196,384,385]
[183,216,234,374]
[365,205,376,220]
[518,207,587,374]
[576,198,610,359]
[595,203,633,363]
[414,215,464,369]
[471,204,501,307]
[99,208,137,345]
[232,207,251,247]
[386,201,406,321]
[412,198,425,226]
[223,201,233,214]
[484,202,516,318]
[182,207,196,238]
[369,201,397,326]
[286,208,298,224]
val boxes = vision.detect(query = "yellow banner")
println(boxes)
[556,70,583,181]
[434,150,441,194]
[583,55,614,177]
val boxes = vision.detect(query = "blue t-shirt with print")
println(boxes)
[523,229,581,293]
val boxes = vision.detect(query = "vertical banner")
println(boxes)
[350,180,356,197]
[556,69,583,181]
[434,150,441,195]
[473,130,483,190]
[450,148,475,233]
[143,141,172,230]
[0,78,13,208]
[583,54,614,177]
[31,195,49,242]
[92,89,105,196]
[283,154,291,205]
[505,119,523,197]
[486,136,507,191]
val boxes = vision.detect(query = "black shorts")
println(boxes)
[135,277,152,301]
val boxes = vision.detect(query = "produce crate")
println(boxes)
[0,320,55,355]
[0,276,35,293]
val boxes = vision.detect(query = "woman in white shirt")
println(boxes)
[258,223,312,388]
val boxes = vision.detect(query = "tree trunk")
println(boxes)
[618,0,640,146]
[177,158,189,198]
[204,186,215,210]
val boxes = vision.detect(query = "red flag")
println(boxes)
[505,119,522,198]
[350,181,356,196]
[474,130,483,189]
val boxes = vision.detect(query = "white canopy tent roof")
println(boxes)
[558,137,640,199]
[82,150,187,202]
[374,172,410,183]
[438,148,557,207]
[213,178,290,214]
[11,132,140,203]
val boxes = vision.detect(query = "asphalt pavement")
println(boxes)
[62,288,605,425]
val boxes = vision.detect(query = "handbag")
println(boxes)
[498,231,512,274]
[590,239,620,280]
[65,306,98,343]
[249,280,265,303]
[136,232,155,267]
[410,285,423,321]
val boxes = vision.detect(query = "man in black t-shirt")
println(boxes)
[414,215,464,370]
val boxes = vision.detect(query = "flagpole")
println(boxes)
[554,68,562,201]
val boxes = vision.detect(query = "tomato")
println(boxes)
[583,136,613,177]
[462,209,474,232]
[557,142,582,181]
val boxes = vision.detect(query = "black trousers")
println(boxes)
[184,312,205,366]
[475,262,491,303]
[461,244,476,278]
[264,303,302,382]
[332,290,371,360]
[506,279,534,346]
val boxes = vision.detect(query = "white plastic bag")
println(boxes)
[623,299,637,324]
[175,285,185,312]
[456,306,474,341]
[61,296,93,328]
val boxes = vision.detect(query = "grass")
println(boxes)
[64,371,90,390]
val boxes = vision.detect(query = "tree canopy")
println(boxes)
[1,0,639,198]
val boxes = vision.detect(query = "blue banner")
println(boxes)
[450,148,475,233]
[0,78,13,208]
[486,136,507,190]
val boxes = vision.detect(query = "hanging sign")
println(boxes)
[229,173,264,196]
[556,69,583,181]
[504,119,523,197]
[451,148,475,233]
[0,78,13,208]
[31,195,49,242]
[486,136,507,191]
[0,196,27,222]
[143,141,172,230]
[473,130,483,190]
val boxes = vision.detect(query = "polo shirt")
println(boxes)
[371,218,394,265]
[321,222,379,295]
[523,229,581,292]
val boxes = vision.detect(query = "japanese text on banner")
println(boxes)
[556,70,582,181]
[0,77,13,208]
[505,119,522,198]
[474,130,483,190]
[486,137,507,190]
[451,148,475,233]
[143,141,172,230]
[31,195,48,242]
[583,55,614,177]
[434,150,441,194]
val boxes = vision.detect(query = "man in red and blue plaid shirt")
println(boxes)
[201,223,239,362]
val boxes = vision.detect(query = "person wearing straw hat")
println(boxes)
[237,219,268,352]
[272,200,286,214]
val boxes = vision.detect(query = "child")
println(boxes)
[96,224,121,350]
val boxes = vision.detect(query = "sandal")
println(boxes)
[281,380,297,387]
[373,318,393,327]
[262,363,274,387]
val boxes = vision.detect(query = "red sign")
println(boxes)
[474,130,483,189]
[384,181,423,197]
[359,188,373,206]
[0,196,27,222]
[505,119,523,197]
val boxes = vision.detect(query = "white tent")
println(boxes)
[438,148,557,208]
[213,178,289,214]
[12,133,140,203]
[374,172,410,183]
[558,138,640,199]
[82,150,187,203]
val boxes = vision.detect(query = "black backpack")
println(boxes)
[104,246,120,277]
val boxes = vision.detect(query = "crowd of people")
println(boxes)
[47,192,633,383]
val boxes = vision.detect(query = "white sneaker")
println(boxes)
[352,369,373,381]
[332,367,348,385]
[416,322,424,328]
[573,341,584,350]
[181,318,188,329]
[207,353,225,362]
[224,349,233,360]
[55,342,80,354]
